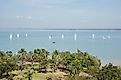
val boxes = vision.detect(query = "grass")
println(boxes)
[32,73,47,80]
[11,70,67,80]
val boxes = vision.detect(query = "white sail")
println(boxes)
[74,33,77,40]
[49,35,52,39]
[17,34,19,38]
[26,33,28,37]
[107,35,111,39]
[9,34,12,39]
[92,34,95,39]
[102,36,106,40]
[62,34,64,39]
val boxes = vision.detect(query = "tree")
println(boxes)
[52,50,63,72]
[17,48,27,71]
[95,63,121,80]
[0,50,16,78]
[33,49,49,72]
[0,51,5,78]
[5,51,16,75]
[24,70,34,80]
[26,51,35,69]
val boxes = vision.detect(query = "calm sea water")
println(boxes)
[0,29,121,65]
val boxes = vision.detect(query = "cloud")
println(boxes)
[16,16,23,19]
[16,16,19,19]
[27,16,32,20]
[16,16,32,20]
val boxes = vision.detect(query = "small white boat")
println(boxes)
[9,34,12,39]
[102,36,106,40]
[107,36,111,39]
[62,34,64,39]
[49,35,52,39]
[74,33,77,40]
[25,33,28,37]
[17,34,19,38]
[92,34,95,39]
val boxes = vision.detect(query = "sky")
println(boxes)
[0,0,121,29]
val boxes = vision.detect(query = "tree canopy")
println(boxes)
[0,48,121,80]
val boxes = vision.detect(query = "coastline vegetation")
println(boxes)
[0,48,121,80]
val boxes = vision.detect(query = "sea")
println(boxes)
[0,29,121,65]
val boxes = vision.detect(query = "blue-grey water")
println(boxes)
[0,29,121,65]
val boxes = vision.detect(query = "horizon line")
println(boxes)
[0,28,121,30]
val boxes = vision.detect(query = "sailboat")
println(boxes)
[62,34,64,39]
[92,34,95,39]
[17,34,19,38]
[107,35,111,39]
[25,33,28,37]
[49,35,52,39]
[102,36,106,40]
[9,34,12,39]
[74,33,77,40]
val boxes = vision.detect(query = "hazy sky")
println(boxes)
[0,0,121,29]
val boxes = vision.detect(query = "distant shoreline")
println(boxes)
[1,28,121,31]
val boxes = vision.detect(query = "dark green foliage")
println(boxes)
[8,73,14,80]
[51,49,101,80]
[46,76,52,80]
[24,70,35,80]
[0,49,121,80]
[95,63,121,80]
[17,48,27,71]
[0,51,17,79]
[33,49,49,72]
